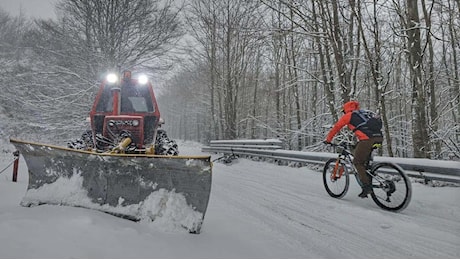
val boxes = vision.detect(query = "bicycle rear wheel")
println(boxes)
[323,158,349,198]
[370,162,412,212]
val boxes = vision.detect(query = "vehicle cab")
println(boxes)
[89,71,161,151]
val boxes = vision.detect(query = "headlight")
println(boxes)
[106,73,118,84]
[132,120,139,127]
[138,75,148,85]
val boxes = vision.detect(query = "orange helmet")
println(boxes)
[342,100,360,113]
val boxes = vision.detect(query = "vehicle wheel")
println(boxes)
[323,158,349,198]
[155,130,179,155]
[370,162,412,212]
[67,130,93,150]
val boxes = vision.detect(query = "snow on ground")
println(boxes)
[0,140,459,258]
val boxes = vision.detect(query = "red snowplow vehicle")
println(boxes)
[10,71,212,233]
[69,70,178,155]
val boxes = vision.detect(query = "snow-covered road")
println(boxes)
[0,140,459,258]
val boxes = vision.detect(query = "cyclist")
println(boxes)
[324,100,383,198]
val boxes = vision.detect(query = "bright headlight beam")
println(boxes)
[138,75,149,85]
[106,73,118,84]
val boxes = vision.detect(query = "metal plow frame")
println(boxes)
[10,138,212,234]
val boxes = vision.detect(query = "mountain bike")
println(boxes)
[323,142,412,212]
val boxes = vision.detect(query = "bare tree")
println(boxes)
[420,0,441,157]
[1,0,183,143]
[353,0,394,156]
[404,0,431,158]
[157,0,459,158]
[52,0,183,71]
[183,0,265,140]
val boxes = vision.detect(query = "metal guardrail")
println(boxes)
[209,139,284,150]
[202,139,460,184]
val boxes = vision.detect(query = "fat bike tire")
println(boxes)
[370,162,412,212]
[323,158,349,198]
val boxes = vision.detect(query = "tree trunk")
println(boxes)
[406,0,431,158]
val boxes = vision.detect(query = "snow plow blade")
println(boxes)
[10,138,212,234]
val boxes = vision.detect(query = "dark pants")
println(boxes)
[353,137,384,186]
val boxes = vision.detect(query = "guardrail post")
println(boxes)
[12,151,19,182]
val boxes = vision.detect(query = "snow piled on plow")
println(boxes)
[21,169,92,206]
[138,189,203,232]
[21,173,202,232]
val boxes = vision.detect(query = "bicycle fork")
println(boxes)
[331,158,345,181]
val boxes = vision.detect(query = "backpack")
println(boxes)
[352,110,383,135]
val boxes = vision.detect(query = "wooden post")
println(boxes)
[12,151,19,182]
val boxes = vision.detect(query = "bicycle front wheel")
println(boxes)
[323,158,349,198]
[370,162,412,212]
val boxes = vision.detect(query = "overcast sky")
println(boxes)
[0,0,57,19]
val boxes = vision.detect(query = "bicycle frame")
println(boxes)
[332,145,366,187]
[324,142,412,212]
[331,143,396,192]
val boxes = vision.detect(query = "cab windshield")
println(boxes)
[95,82,155,113]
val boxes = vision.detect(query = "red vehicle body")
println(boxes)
[67,71,178,155]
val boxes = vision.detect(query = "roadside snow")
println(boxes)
[0,140,459,258]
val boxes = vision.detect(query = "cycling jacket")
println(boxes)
[326,100,379,142]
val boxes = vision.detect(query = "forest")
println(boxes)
[0,0,459,159]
